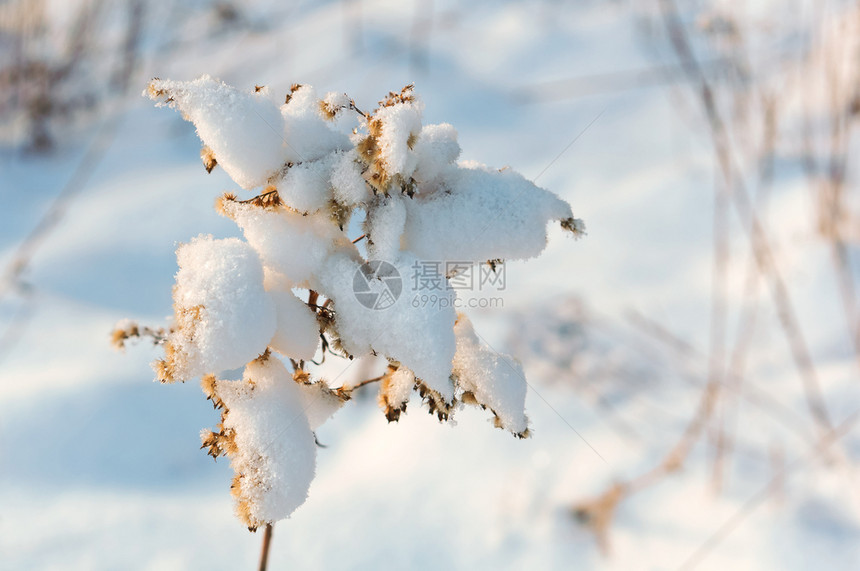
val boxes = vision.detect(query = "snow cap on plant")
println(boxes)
[135,76,586,528]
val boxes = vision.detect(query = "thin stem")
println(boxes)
[715,93,779,489]
[239,189,279,204]
[349,374,384,391]
[349,100,369,118]
[258,523,273,571]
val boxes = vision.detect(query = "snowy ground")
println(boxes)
[2,0,860,569]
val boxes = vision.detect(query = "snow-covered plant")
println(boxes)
[118,75,585,531]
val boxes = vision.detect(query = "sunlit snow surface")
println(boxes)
[2,0,860,569]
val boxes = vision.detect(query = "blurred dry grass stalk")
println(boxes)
[0,0,143,151]
[571,0,860,556]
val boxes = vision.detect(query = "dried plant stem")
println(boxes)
[258,523,273,571]
[573,311,816,553]
[628,377,720,495]
[627,312,815,447]
[660,0,834,436]
[576,2,850,555]
[0,293,34,363]
[798,33,860,369]
[239,189,279,204]
[0,109,124,303]
[713,94,779,491]
[769,441,785,506]
[678,409,860,571]
[799,22,859,360]
[348,374,385,391]
[705,150,730,492]
[820,83,857,364]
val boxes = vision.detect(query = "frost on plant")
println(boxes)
[118,76,585,530]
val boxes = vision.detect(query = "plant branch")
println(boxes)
[258,523,273,571]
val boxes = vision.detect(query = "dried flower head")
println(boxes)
[201,145,218,173]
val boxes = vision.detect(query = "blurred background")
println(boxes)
[1,0,859,569]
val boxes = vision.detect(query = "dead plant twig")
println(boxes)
[258,523,273,571]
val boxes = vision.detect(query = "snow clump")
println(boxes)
[134,78,585,528]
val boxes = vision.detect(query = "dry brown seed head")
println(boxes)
[400,176,417,197]
[366,162,391,195]
[460,390,478,406]
[319,99,341,120]
[236,498,255,530]
[220,429,238,456]
[146,80,166,99]
[572,484,626,555]
[200,430,224,458]
[378,367,411,422]
[110,328,128,350]
[284,83,304,105]
[214,192,238,217]
[356,136,377,160]
[201,374,218,398]
[416,380,453,422]
[254,348,271,364]
[201,374,224,409]
[377,83,416,108]
[560,217,587,238]
[201,146,217,173]
[368,118,384,138]
[259,190,281,209]
[154,358,171,383]
[328,198,351,230]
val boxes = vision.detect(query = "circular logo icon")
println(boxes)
[353,260,402,310]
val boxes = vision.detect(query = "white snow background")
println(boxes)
[2,0,860,569]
